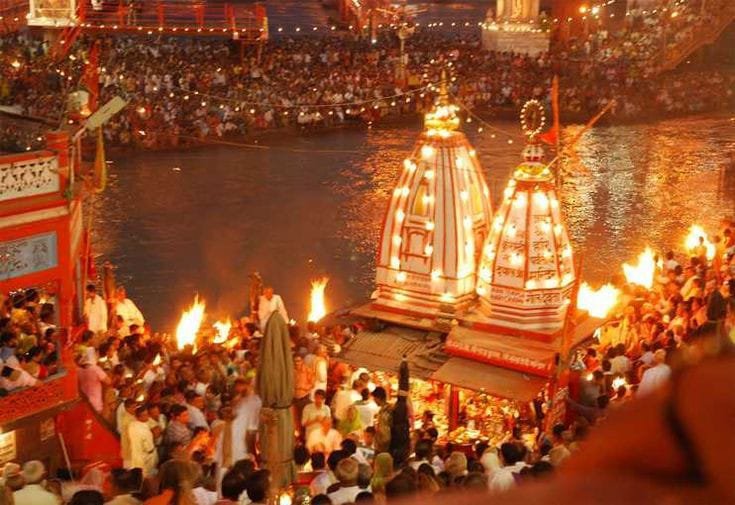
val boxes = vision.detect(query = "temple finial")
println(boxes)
[424,69,459,132]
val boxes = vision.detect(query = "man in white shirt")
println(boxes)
[257,286,288,331]
[354,389,379,428]
[609,344,632,376]
[114,286,145,336]
[185,391,208,430]
[302,389,331,441]
[309,452,334,496]
[146,403,167,446]
[331,378,362,423]
[83,284,108,334]
[13,460,60,505]
[0,365,38,391]
[307,418,343,455]
[232,380,262,462]
[118,398,138,468]
[638,349,672,397]
[489,443,529,493]
[128,406,158,477]
[328,458,361,505]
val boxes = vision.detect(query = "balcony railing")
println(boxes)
[0,349,78,428]
[660,4,735,72]
[0,151,61,203]
[78,0,267,40]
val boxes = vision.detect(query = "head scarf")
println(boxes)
[370,452,394,494]
[337,405,363,437]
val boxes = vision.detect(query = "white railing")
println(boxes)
[0,153,60,202]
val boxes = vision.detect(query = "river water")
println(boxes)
[91,113,735,329]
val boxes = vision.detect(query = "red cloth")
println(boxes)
[81,41,100,112]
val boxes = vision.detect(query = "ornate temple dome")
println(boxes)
[474,138,575,337]
[373,82,493,318]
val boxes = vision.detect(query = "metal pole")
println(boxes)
[58,432,76,483]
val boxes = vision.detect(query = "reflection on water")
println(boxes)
[92,114,735,329]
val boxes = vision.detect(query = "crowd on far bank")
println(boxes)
[1,0,734,152]
[1,212,734,504]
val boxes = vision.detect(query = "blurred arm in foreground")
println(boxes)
[420,325,735,504]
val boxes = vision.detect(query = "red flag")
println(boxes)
[537,128,557,145]
[539,75,560,146]
[81,41,100,113]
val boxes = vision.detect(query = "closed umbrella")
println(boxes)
[257,312,295,489]
[390,357,410,467]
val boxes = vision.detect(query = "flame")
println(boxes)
[307,277,329,323]
[213,319,232,344]
[684,225,716,261]
[577,282,621,318]
[623,247,656,289]
[612,377,627,390]
[152,354,161,366]
[176,296,206,350]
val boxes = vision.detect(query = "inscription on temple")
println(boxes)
[0,232,58,281]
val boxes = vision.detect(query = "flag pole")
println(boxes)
[552,75,561,188]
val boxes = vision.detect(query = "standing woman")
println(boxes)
[370,453,394,505]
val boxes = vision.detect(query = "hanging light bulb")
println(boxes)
[480,266,492,282]
[484,244,495,259]
[533,191,549,211]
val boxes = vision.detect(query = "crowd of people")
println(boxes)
[1,0,734,152]
[0,212,733,504]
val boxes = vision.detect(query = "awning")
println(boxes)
[430,357,548,402]
[338,326,449,380]
[570,315,609,348]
